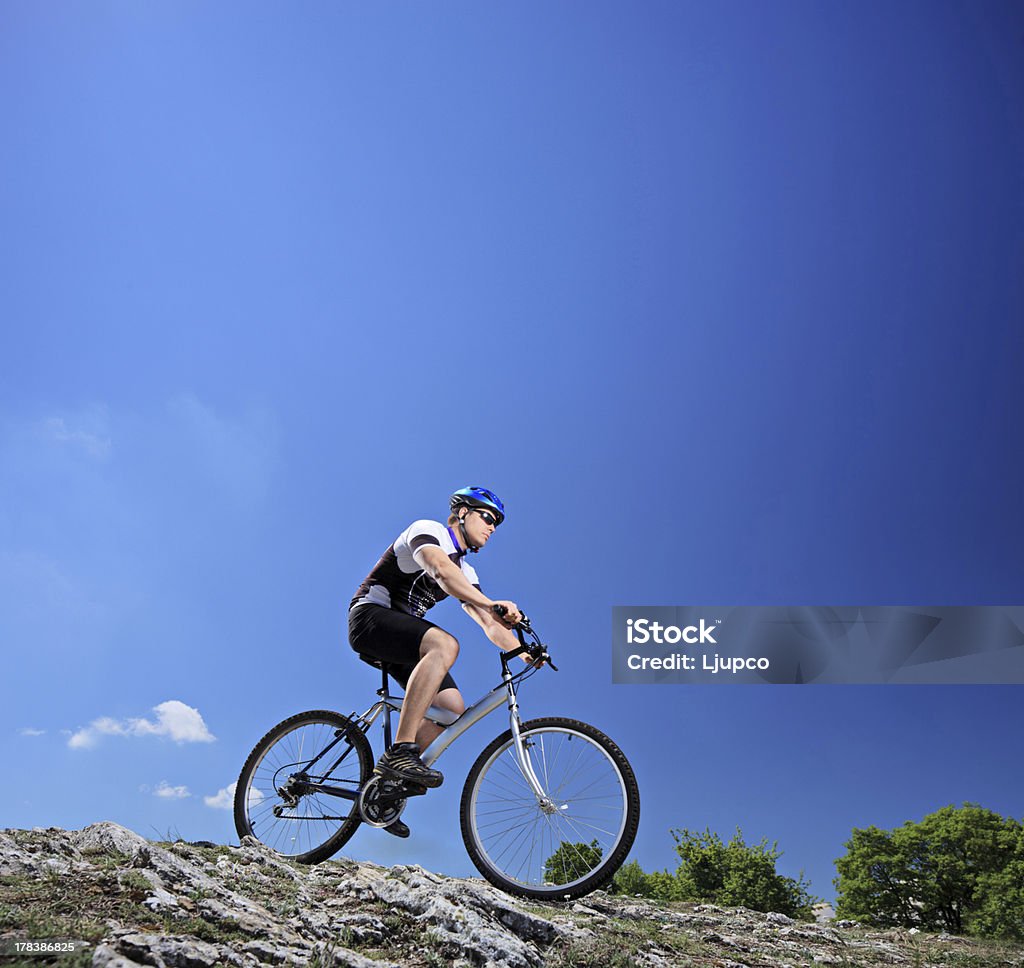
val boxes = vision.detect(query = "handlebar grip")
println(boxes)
[492,605,552,668]
[492,603,530,628]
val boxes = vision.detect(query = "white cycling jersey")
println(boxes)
[350,519,480,618]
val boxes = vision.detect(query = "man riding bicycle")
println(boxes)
[348,486,524,838]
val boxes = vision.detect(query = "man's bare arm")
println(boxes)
[463,603,532,664]
[462,601,525,654]
[415,545,521,625]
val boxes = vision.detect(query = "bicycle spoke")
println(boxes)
[467,724,631,893]
[237,714,370,861]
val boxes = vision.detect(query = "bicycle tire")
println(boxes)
[460,717,640,900]
[234,709,372,864]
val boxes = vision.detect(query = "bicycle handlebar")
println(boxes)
[491,604,558,672]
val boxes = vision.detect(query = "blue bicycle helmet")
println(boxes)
[450,486,505,525]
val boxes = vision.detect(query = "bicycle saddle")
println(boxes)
[357,653,398,674]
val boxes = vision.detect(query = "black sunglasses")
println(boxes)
[473,508,499,527]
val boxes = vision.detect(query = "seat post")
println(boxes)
[381,666,393,750]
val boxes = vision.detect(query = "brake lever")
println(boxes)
[493,604,557,670]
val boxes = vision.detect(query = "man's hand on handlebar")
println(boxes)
[491,601,523,628]
[489,606,559,672]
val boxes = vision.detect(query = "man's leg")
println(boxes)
[394,627,459,744]
[378,684,461,839]
[415,686,466,751]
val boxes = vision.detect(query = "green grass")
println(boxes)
[172,915,251,946]
[0,870,121,944]
[545,914,704,968]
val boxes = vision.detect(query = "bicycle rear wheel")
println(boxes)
[460,717,640,900]
[234,710,372,864]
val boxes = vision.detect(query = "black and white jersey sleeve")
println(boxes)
[350,519,480,618]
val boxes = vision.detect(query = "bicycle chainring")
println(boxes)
[357,776,408,828]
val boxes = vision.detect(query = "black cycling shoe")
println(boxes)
[373,742,444,789]
[383,818,410,839]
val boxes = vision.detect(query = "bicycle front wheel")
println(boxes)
[234,710,372,864]
[460,717,640,900]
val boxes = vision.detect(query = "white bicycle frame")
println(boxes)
[355,658,553,807]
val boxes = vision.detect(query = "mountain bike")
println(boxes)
[233,609,640,900]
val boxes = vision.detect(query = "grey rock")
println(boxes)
[197,896,276,937]
[0,822,1018,968]
[142,887,181,912]
[693,902,730,914]
[75,821,153,859]
[115,931,242,967]
[92,943,150,967]
[779,924,840,944]
[360,865,555,968]
[333,913,388,944]
[238,939,305,965]
[0,830,47,874]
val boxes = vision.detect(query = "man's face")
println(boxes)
[462,506,498,548]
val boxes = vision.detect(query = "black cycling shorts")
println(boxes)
[348,603,458,693]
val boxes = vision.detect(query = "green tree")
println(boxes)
[830,825,921,927]
[970,829,1024,941]
[671,827,816,919]
[834,804,1024,938]
[543,839,602,886]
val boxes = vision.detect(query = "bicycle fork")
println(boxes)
[505,673,559,815]
[412,665,559,813]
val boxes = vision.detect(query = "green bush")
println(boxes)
[610,858,648,896]
[611,827,816,918]
[610,859,685,901]
[672,827,816,918]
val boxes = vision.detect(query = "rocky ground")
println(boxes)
[2,822,1023,968]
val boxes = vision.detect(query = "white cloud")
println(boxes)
[67,718,127,749]
[205,781,263,811]
[154,781,191,800]
[204,782,237,810]
[18,727,46,737]
[132,700,216,743]
[40,409,112,460]
[68,700,216,750]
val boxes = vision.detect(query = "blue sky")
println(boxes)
[2,2,1023,902]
